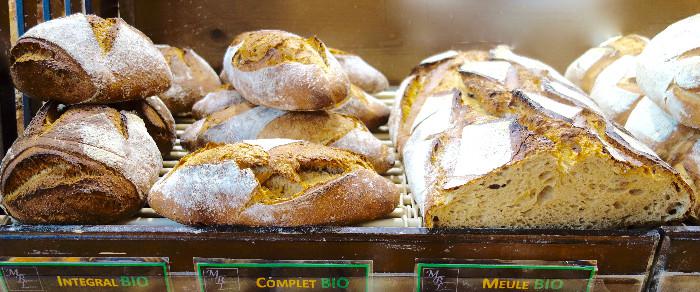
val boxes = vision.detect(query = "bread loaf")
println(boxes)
[221,30,350,111]
[181,104,394,173]
[401,49,693,229]
[157,45,221,114]
[10,13,171,104]
[148,140,399,226]
[113,96,176,155]
[637,14,700,129]
[330,48,389,93]
[0,102,162,224]
[191,87,245,119]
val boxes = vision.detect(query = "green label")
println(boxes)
[416,260,596,292]
[0,257,171,292]
[195,259,371,292]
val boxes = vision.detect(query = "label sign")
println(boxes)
[416,260,596,292]
[0,257,170,292]
[194,259,371,292]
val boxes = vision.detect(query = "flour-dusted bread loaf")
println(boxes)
[637,14,700,129]
[113,96,176,155]
[181,105,394,173]
[221,30,350,111]
[401,51,693,229]
[149,140,399,226]
[331,84,390,131]
[191,87,246,119]
[10,13,171,104]
[330,48,389,93]
[388,50,489,153]
[0,102,162,224]
[157,45,221,114]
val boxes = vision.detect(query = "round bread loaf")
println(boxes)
[157,45,221,114]
[148,140,399,226]
[181,105,395,174]
[637,14,700,129]
[113,96,176,155]
[191,87,247,119]
[10,13,171,104]
[330,48,389,93]
[333,84,390,131]
[0,102,162,224]
[221,30,350,111]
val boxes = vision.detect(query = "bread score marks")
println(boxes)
[590,55,644,121]
[388,75,417,144]
[420,50,459,65]
[519,91,582,120]
[243,139,300,151]
[565,45,613,88]
[202,106,286,143]
[458,61,517,88]
[490,45,576,88]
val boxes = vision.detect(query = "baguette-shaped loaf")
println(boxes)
[402,49,693,229]
[637,14,700,129]
[0,102,162,224]
[330,48,389,93]
[10,14,171,104]
[149,140,399,226]
[113,96,176,156]
[157,45,221,114]
[221,30,350,111]
[181,102,394,173]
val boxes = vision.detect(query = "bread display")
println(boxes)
[330,48,389,93]
[157,45,221,114]
[637,14,700,129]
[221,30,350,111]
[399,47,693,228]
[181,104,395,173]
[0,102,162,224]
[10,13,171,104]
[113,96,176,155]
[149,140,399,226]
[191,87,244,119]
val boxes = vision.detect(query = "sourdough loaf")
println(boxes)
[330,48,389,93]
[402,48,693,228]
[0,102,162,224]
[181,104,394,173]
[148,140,399,226]
[10,13,171,104]
[157,45,221,114]
[221,30,350,111]
[191,87,245,119]
[637,14,700,129]
[113,96,176,155]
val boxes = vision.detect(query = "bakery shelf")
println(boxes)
[648,226,700,291]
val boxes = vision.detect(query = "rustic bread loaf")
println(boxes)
[0,102,162,224]
[10,13,171,104]
[637,14,700,129]
[113,96,176,156]
[331,84,390,131]
[191,87,246,119]
[221,30,350,111]
[401,50,693,229]
[330,48,389,93]
[149,140,399,226]
[181,105,394,173]
[157,45,221,114]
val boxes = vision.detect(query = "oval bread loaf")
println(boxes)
[221,30,350,111]
[191,87,245,119]
[0,102,162,224]
[330,48,389,93]
[10,13,171,104]
[113,96,176,156]
[637,14,700,129]
[157,45,221,114]
[148,140,399,226]
[181,102,395,173]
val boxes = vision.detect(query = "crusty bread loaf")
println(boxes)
[637,14,700,129]
[10,13,171,104]
[329,48,389,93]
[157,45,221,114]
[191,87,246,119]
[401,49,693,229]
[0,102,162,224]
[221,30,350,111]
[113,96,176,155]
[181,104,394,173]
[148,140,399,226]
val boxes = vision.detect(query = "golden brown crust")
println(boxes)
[112,96,176,156]
[332,84,391,131]
[330,49,389,93]
[191,88,248,119]
[157,45,221,113]
[258,112,357,145]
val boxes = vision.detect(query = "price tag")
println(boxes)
[415,260,596,292]
[194,259,371,292]
[0,257,171,292]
